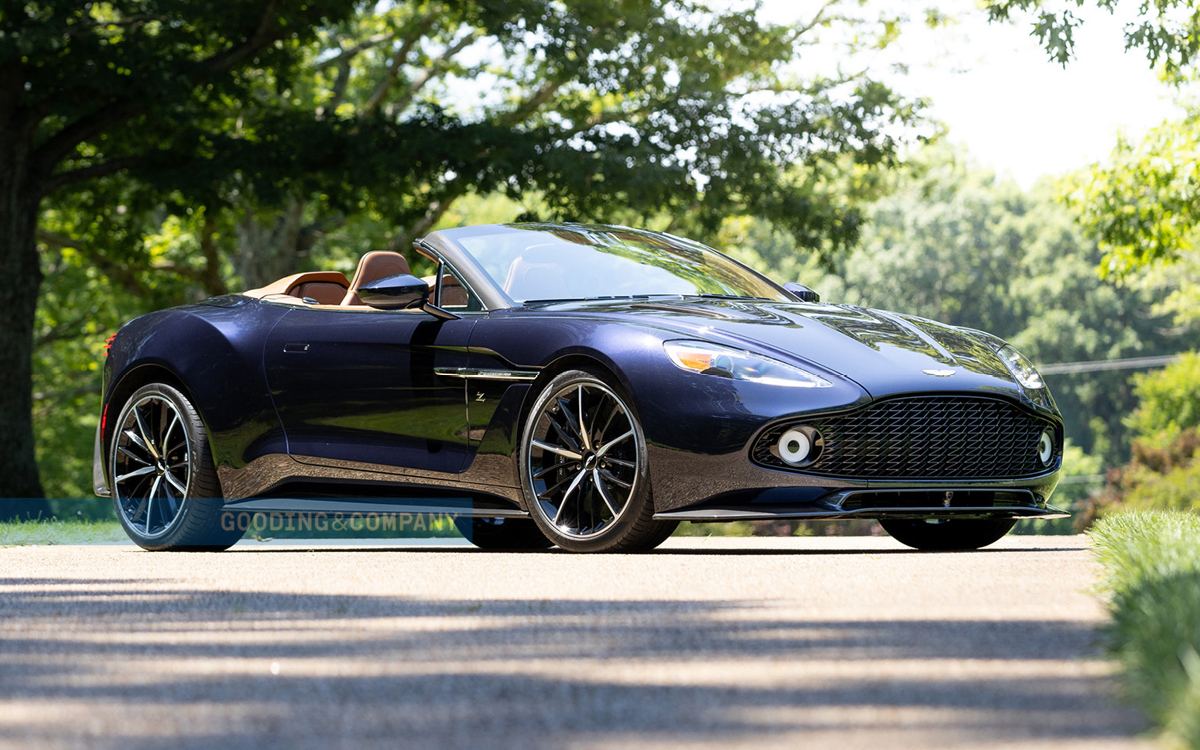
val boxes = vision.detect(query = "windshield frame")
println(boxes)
[426,223,791,310]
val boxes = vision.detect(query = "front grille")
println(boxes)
[753,396,1058,480]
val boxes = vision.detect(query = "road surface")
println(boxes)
[0,535,1149,749]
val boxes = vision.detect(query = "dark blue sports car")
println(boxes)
[95,223,1065,552]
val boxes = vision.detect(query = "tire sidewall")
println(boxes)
[518,370,653,553]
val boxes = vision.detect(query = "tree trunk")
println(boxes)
[236,195,306,289]
[0,98,52,517]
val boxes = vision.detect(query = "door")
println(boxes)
[264,306,475,475]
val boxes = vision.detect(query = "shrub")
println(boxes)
[1091,512,1200,749]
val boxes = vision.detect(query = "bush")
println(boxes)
[1127,352,1200,448]
[1091,511,1200,749]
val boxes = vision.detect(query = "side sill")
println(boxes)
[655,505,1070,522]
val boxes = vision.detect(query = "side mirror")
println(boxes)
[359,274,430,310]
[359,273,461,320]
[783,282,820,303]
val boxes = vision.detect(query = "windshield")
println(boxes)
[452,224,790,304]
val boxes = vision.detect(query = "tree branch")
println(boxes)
[387,30,480,113]
[360,14,442,116]
[34,305,100,350]
[500,79,567,127]
[203,0,286,75]
[34,0,286,179]
[315,32,397,70]
[36,229,154,298]
[42,156,143,193]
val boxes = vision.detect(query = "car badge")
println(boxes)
[922,369,956,377]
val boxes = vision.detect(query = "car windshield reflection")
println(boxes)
[451,224,790,303]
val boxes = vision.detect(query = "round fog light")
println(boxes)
[778,428,812,466]
[1037,429,1054,466]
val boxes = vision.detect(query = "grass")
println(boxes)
[0,519,128,546]
[1090,511,1200,749]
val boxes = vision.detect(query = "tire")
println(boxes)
[880,517,1017,551]
[109,383,243,551]
[518,370,678,553]
[453,516,554,551]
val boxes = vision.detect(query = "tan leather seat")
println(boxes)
[294,281,349,305]
[340,251,412,306]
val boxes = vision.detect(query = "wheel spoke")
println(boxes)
[605,456,635,470]
[144,476,161,533]
[597,402,619,444]
[599,468,631,490]
[164,470,187,494]
[122,429,151,456]
[592,469,621,515]
[117,445,151,465]
[597,429,634,457]
[531,439,582,461]
[577,385,592,451]
[532,459,576,480]
[133,405,160,461]
[552,471,588,524]
[548,411,582,451]
[162,413,182,456]
[116,465,157,483]
[538,470,580,500]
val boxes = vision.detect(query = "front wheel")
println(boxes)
[519,370,677,553]
[109,383,243,551]
[880,517,1016,551]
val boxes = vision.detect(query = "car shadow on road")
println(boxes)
[0,574,1147,750]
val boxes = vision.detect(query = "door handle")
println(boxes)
[283,342,310,353]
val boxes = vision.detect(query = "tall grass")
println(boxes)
[1090,511,1200,749]
[0,519,127,546]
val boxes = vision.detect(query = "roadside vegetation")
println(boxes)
[0,519,126,546]
[1091,511,1200,750]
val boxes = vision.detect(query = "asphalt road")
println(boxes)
[0,535,1150,749]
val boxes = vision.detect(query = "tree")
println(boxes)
[0,1,360,513]
[982,0,1200,69]
[1061,116,1200,278]
[7,0,926,507]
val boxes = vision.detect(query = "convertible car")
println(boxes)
[95,222,1065,552]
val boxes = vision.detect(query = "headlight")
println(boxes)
[663,340,832,388]
[997,344,1045,390]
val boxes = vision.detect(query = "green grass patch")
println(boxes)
[0,519,127,546]
[1090,511,1200,749]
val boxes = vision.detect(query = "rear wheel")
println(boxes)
[880,517,1016,551]
[453,516,554,550]
[519,370,677,553]
[109,383,243,551]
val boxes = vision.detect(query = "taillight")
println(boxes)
[103,333,116,356]
[101,404,108,435]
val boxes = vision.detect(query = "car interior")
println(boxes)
[241,250,475,310]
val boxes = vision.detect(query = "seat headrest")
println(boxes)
[341,251,412,306]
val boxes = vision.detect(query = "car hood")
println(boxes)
[524,297,1026,399]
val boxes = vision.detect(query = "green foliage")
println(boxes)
[1062,118,1200,278]
[1083,429,1200,528]
[982,0,1200,70]
[0,519,126,546]
[1128,352,1200,445]
[1090,511,1200,749]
